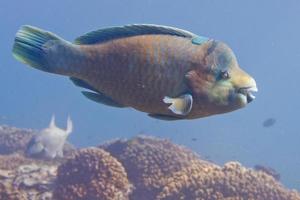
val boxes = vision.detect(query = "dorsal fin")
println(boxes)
[148,114,183,121]
[49,115,56,128]
[69,77,126,108]
[66,115,73,135]
[74,24,197,45]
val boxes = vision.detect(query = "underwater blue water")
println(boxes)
[1,0,300,191]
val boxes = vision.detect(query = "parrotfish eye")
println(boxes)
[220,70,230,80]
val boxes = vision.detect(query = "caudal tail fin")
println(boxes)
[12,25,64,72]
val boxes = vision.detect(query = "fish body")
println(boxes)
[75,35,209,117]
[13,24,257,120]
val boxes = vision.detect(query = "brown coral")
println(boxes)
[0,153,58,200]
[100,136,211,200]
[0,182,25,200]
[156,161,300,200]
[0,125,34,155]
[1,125,298,200]
[13,163,57,199]
[0,154,34,170]
[53,147,131,200]
[254,164,281,181]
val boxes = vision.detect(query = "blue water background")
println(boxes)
[1,0,299,190]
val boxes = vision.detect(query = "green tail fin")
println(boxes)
[12,25,63,71]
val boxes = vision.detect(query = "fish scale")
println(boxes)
[79,35,206,114]
[81,36,190,111]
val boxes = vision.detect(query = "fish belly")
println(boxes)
[78,35,198,115]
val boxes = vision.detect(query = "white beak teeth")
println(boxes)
[238,85,258,103]
[248,86,258,93]
[248,92,256,100]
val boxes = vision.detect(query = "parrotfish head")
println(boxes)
[202,41,257,113]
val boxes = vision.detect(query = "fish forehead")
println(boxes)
[205,41,238,70]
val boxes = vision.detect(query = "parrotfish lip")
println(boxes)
[237,86,258,103]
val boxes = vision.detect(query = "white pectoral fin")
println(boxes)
[163,94,193,115]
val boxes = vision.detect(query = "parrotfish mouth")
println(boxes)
[237,86,258,103]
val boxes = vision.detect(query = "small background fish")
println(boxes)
[263,118,276,128]
[26,115,73,159]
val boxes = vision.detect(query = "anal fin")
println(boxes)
[82,91,126,108]
[70,77,98,92]
[148,114,183,121]
[70,77,126,108]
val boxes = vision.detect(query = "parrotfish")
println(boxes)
[13,24,257,120]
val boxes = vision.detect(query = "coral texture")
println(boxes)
[54,147,131,200]
[0,124,299,200]
[100,136,211,200]
[0,154,34,170]
[254,164,281,181]
[0,181,25,200]
[0,125,34,154]
[0,162,57,200]
[156,162,300,200]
